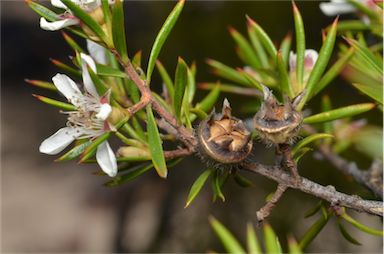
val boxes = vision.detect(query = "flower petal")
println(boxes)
[39,127,83,155]
[80,53,99,98]
[304,49,319,70]
[86,40,108,65]
[51,0,67,9]
[52,73,83,106]
[96,103,112,120]
[96,141,117,177]
[40,17,78,31]
[319,1,356,16]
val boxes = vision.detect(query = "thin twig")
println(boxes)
[256,184,288,222]
[164,148,193,159]
[241,162,383,217]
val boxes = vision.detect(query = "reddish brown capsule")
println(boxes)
[253,85,303,145]
[197,99,253,165]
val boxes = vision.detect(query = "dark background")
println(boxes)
[1,1,382,253]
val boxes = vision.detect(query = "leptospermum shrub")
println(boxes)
[27,0,383,252]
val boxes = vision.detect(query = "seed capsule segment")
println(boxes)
[253,85,303,145]
[197,99,253,164]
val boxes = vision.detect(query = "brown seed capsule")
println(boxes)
[253,85,303,145]
[197,99,253,165]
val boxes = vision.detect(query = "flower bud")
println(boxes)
[253,85,303,145]
[81,7,109,41]
[117,146,151,159]
[197,99,253,165]
[107,107,128,125]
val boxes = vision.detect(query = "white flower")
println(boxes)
[40,0,117,31]
[87,39,108,65]
[39,53,117,177]
[289,49,319,73]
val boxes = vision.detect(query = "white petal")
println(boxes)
[39,127,82,155]
[80,53,99,98]
[40,17,78,31]
[52,73,83,106]
[96,103,112,120]
[289,51,296,72]
[319,2,356,16]
[304,49,319,69]
[96,141,117,177]
[86,40,108,65]
[51,0,67,9]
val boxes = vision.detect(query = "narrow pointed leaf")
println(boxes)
[264,223,281,254]
[88,67,108,95]
[187,63,196,103]
[189,108,208,120]
[352,82,383,104]
[57,140,92,161]
[212,170,225,202]
[195,84,221,112]
[185,169,212,208]
[248,24,269,68]
[288,236,302,254]
[32,94,76,110]
[246,16,277,58]
[230,27,261,69]
[96,64,128,78]
[303,103,375,124]
[27,0,59,21]
[209,216,246,254]
[304,201,323,218]
[337,219,362,245]
[100,0,112,27]
[292,133,333,155]
[198,82,261,97]
[112,0,128,63]
[173,57,188,121]
[156,60,174,101]
[50,58,81,77]
[341,213,384,236]
[26,79,57,91]
[234,173,254,188]
[80,132,111,162]
[207,59,250,86]
[298,18,338,109]
[247,223,262,254]
[292,1,305,88]
[146,105,168,178]
[105,163,153,187]
[280,33,292,67]
[146,0,185,85]
[294,147,312,163]
[299,211,332,249]
[60,0,108,44]
[277,51,294,98]
[62,32,84,52]
[313,47,355,97]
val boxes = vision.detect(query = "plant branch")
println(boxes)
[241,162,383,217]
[256,184,288,222]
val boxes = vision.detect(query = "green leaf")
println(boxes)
[62,32,84,53]
[189,108,208,120]
[173,57,188,121]
[347,0,380,20]
[299,211,332,250]
[247,223,262,254]
[100,0,112,27]
[27,0,59,21]
[50,58,81,78]
[80,132,112,162]
[288,236,302,254]
[198,83,261,97]
[292,133,333,155]
[88,66,108,95]
[60,0,109,44]
[303,103,375,124]
[352,82,383,104]
[263,223,281,254]
[313,47,355,97]
[146,0,185,85]
[105,163,153,187]
[277,51,294,98]
[156,60,174,101]
[292,2,305,89]
[247,24,269,68]
[212,170,225,202]
[230,27,261,69]
[321,95,333,134]
[304,201,323,218]
[293,147,312,163]
[341,213,384,236]
[352,126,383,159]
[96,64,128,78]
[280,33,292,67]
[337,219,362,245]
[335,20,370,32]
[32,94,76,111]
[234,173,254,188]
[209,216,246,254]
[206,59,250,86]
[57,140,92,161]
[195,84,221,113]
[187,63,197,103]
[246,16,277,59]
[146,105,168,178]
[298,18,338,110]
[185,169,212,208]
[25,79,57,91]
[112,0,128,63]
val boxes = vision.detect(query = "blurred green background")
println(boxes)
[1,1,382,253]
